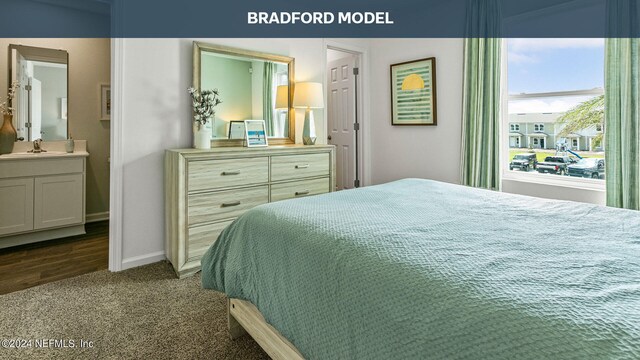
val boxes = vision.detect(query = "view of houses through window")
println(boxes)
[507,39,605,180]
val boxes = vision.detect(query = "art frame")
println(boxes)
[390,57,437,126]
[244,120,268,147]
[99,83,111,121]
[228,121,246,139]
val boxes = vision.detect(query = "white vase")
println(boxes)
[193,123,212,149]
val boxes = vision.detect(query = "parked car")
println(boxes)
[509,153,538,171]
[567,158,605,179]
[536,156,577,175]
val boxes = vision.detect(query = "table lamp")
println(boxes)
[275,85,289,110]
[293,82,324,145]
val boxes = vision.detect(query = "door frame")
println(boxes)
[109,36,124,272]
[323,40,370,188]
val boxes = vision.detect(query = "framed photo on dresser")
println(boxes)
[244,120,268,147]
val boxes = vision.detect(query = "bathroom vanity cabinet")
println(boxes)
[0,145,89,249]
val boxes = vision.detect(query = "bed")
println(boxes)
[201,178,640,359]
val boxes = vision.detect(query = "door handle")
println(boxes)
[221,201,241,207]
[295,190,310,196]
[295,164,309,169]
[221,171,240,176]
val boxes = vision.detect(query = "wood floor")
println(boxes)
[0,221,109,295]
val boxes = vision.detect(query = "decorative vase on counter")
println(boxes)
[193,122,212,150]
[0,114,17,155]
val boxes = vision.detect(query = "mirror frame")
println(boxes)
[8,44,69,141]
[193,42,295,147]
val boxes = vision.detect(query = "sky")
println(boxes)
[508,38,604,114]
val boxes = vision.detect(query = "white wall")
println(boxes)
[369,39,465,185]
[118,38,368,265]
[366,38,605,206]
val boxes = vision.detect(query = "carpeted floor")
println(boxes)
[0,261,268,359]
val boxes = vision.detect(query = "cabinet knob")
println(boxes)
[222,171,240,176]
[295,190,310,196]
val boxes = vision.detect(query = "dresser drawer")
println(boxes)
[271,153,330,182]
[187,220,233,262]
[188,157,269,192]
[271,177,330,202]
[188,185,268,225]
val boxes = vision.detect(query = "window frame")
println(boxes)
[501,39,605,191]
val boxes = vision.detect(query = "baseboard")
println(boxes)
[86,211,110,223]
[121,251,166,271]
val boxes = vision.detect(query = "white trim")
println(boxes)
[86,211,109,223]
[502,171,606,192]
[322,39,371,186]
[121,251,166,271]
[109,36,124,272]
[509,88,604,100]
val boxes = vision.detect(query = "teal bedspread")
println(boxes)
[201,179,640,359]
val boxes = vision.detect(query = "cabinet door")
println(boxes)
[0,178,34,236]
[34,174,84,230]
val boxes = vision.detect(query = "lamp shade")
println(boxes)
[275,85,289,109]
[293,82,324,108]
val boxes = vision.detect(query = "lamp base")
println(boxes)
[302,108,316,146]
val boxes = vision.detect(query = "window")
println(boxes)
[506,39,605,182]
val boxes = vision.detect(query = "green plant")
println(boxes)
[188,87,222,128]
[556,94,604,147]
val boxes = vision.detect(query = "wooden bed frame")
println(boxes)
[228,298,304,360]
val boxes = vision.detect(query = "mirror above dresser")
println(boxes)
[193,42,295,147]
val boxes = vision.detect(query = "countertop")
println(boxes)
[0,140,89,161]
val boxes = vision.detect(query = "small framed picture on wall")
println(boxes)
[390,57,437,126]
[244,120,268,147]
[100,84,111,121]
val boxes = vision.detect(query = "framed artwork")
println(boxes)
[100,84,111,121]
[244,120,268,147]
[390,57,437,126]
[228,121,246,139]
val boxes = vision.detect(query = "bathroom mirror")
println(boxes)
[193,42,295,146]
[9,44,69,142]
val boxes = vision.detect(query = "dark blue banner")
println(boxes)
[0,0,638,38]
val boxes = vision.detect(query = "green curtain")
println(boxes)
[263,62,275,137]
[604,0,640,210]
[605,40,640,210]
[460,0,502,190]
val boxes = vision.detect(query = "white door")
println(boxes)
[327,56,356,190]
[34,174,84,230]
[29,77,42,140]
[11,49,29,140]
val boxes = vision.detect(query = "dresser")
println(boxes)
[165,145,335,278]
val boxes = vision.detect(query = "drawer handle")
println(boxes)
[222,171,240,176]
[295,164,309,169]
[295,190,310,196]
[221,201,241,207]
